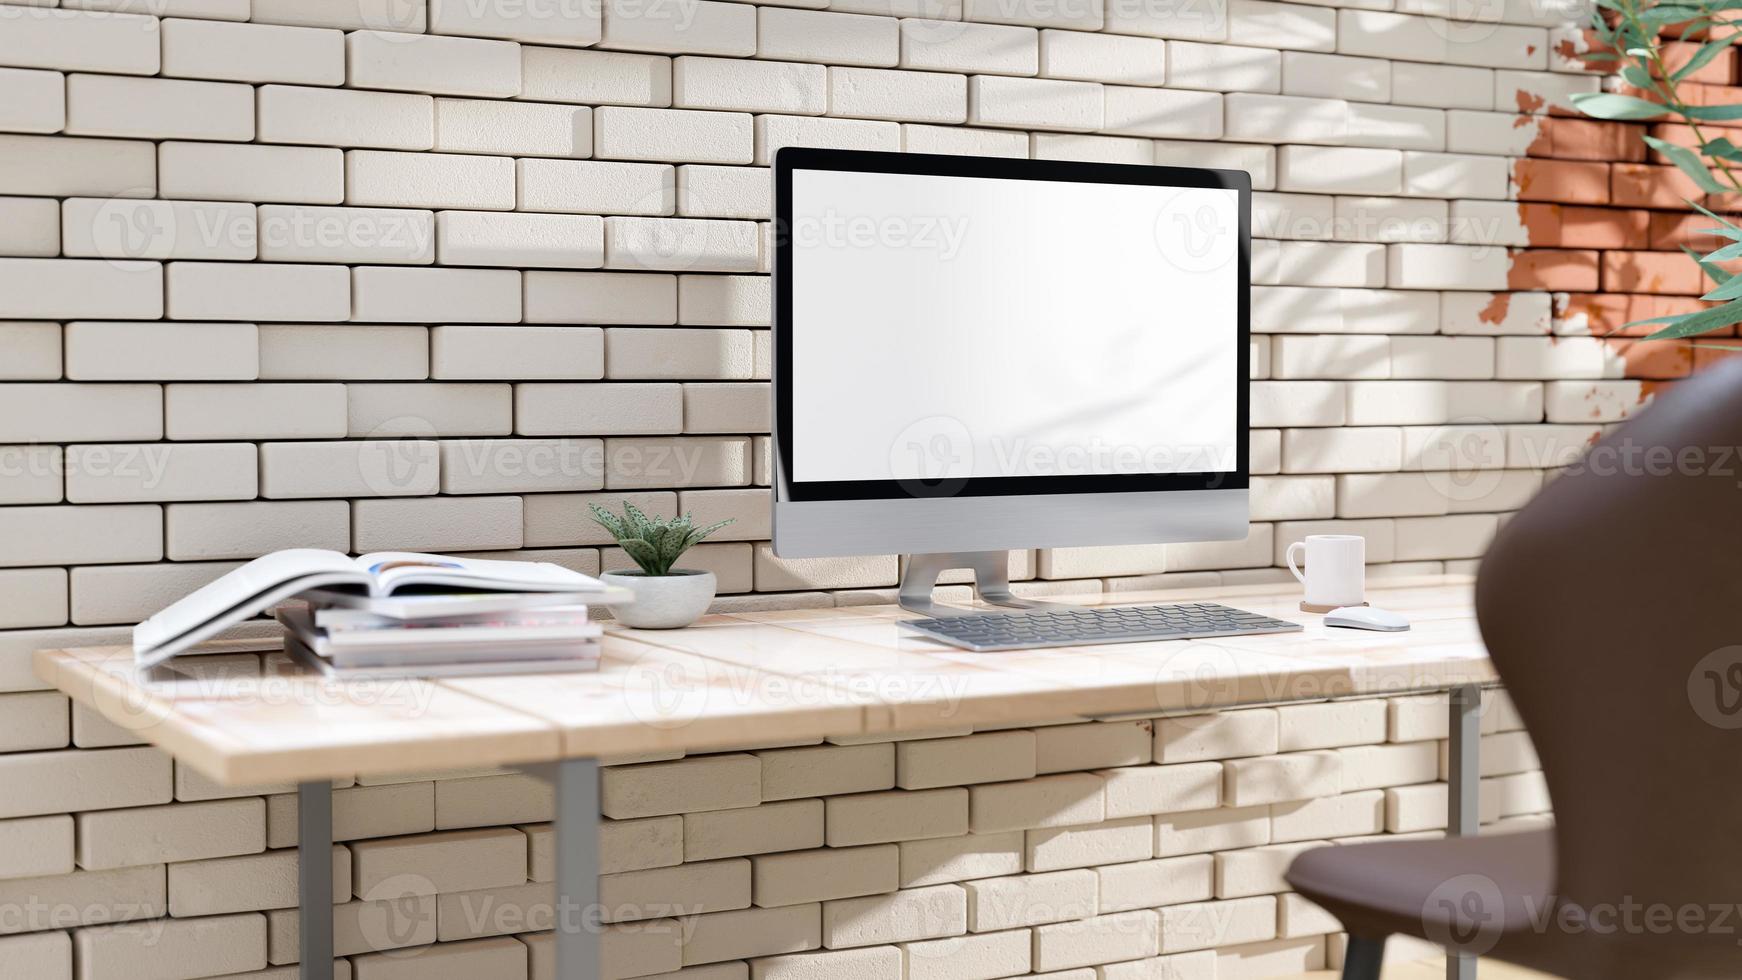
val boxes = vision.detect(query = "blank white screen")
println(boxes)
[790,168,1240,484]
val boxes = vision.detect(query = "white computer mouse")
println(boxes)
[1324,606,1410,632]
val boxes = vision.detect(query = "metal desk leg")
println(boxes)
[1447,684,1481,980]
[298,781,334,980]
[557,759,602,980]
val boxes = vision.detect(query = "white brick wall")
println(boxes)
[0,0,1607,965]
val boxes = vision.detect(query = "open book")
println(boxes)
[134,549,613,669]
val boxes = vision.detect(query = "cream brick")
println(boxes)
[520,46,673,107]
[352,935,527,980]
[525,270,677,323]
[1031,911,1158,972]
[352,496,524,552]
[1026,816,1151,872]
[826,67,965,124]
[433,327,600,382]
[826,788,967,846]
[0,7,160,74]
[162,19,344,85]
[251,0,426,30]
[0,444,62,505]
[749,842,893,908]
[898,832,1024,889]
[1166,41,1278,92]
[351,828,527,900]
[602,0,757,56]
[1103,86,1223,138]
[1030,132,1150,163]
[754,114,901,163]
[759,8,900,66]
[1159,895,1276,953]
[902,124,1029,157]
[170,847,348,917]
[512,382,682,436]
[1098,854,1215,913]
[257,205,435,264]
[966,0,1102,30]
[1224,94,1346,144]
[353,266,521,323]
[1277,146,1400,195]
[64,441,256,504]
[673,57,826,115]
[0,932,70,980]
[683,904,820,966]
[77,913,266,980]
[430,0,601,44]
[678,165,774,218]
[1213,840,1316,899]
[0,67,65,134]
[605,216,759,272]
[259,440,438,499]
[61,198,256,262]
[963,869,1096,934]
[520,158,676,215]
[66,74,252,143]
[1034,722,1150,775]
[431,100,588,159]
[436,211,602,269]
[166,500,348,560]
[269,782,435,848]
[0,814,73,880]
[967,76,1101,131]
[1039,30,1163,84]
[903,21,1037,76]
[1282,427,1402,473]
[603,754,760,819]
[432,881,554,942]
[1270,790,1384,842]
[822,883,966,948]
[0,566,68,631]
[969,773,1107,834]
[0,135,154,199]
[0,864,165,937]
[602,859,750,922]
[166,262,349,322]
[348,383,512,437]
[1223,751,1342,806]
[63,322,254,383]
[0,504,162,568]
[904,928,1030,980]
[1335,472,1449,519]
[1385,782,1500,832]
[1333,196,1447,244]
[0,745,171,821]
[0,258,162,321]
[896,731,1036,790]
[346,30,520,99]
[0,200,61,258]
[1276,700,1387,751]
[0,689,67,751]
[1100,761,1222,818]
[523,490,675,547]
[752,946,899,980]
[432,773,552,830]
[685,799,823,861]
[1156,710,1278,763]
[599,436,749,490]
[347,150,516,211]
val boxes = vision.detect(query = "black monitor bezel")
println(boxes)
[773,147,1251,503]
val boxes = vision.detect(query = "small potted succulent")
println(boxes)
[591,501,734,629]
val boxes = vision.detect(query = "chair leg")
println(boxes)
[1342,935,1386,980]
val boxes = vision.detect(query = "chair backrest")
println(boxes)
[1475,357,1742,967]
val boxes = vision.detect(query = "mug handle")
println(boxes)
[1285,541,1308,585]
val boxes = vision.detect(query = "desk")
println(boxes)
[37,576,1496,980]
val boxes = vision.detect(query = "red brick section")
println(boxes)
[1505,42,1742,402]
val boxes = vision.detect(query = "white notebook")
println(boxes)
[134,549,611,669]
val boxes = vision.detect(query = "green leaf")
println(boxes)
[1690,199,1742,240]
[1704,136,1742,160]
[1644,135,1730,192]
[1704,273,1742,301]
[683,519,736,552]
[1681,102,1742,120]
[1640,6,1703,24]
[1672,33,1741,79]
[1686,244,1735,284]
[1569,92,1668,119]
[1704,239,1742,260]
[619,537,669,576]
[1639,298,1742,339]
[621,500,654,538]
[588,503,627,540]
[1621,63,1660,91]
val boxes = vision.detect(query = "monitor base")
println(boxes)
[898,551,1065,618]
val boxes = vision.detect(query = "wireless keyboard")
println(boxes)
[900,602,1301,651]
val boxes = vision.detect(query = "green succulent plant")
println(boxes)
[589,501,735,576]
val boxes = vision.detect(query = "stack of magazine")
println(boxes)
[135,550,630,679]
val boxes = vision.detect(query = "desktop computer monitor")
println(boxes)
[771,148,1250,613]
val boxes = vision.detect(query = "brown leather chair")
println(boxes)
[1286,357,1742,979]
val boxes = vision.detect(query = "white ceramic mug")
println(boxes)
[1285,534,1365,609]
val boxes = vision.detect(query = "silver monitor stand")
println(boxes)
[898,551,1064,618]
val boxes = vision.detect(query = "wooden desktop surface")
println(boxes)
[35,576,1494,786]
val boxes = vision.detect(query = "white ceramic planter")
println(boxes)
[602,569,717,629]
